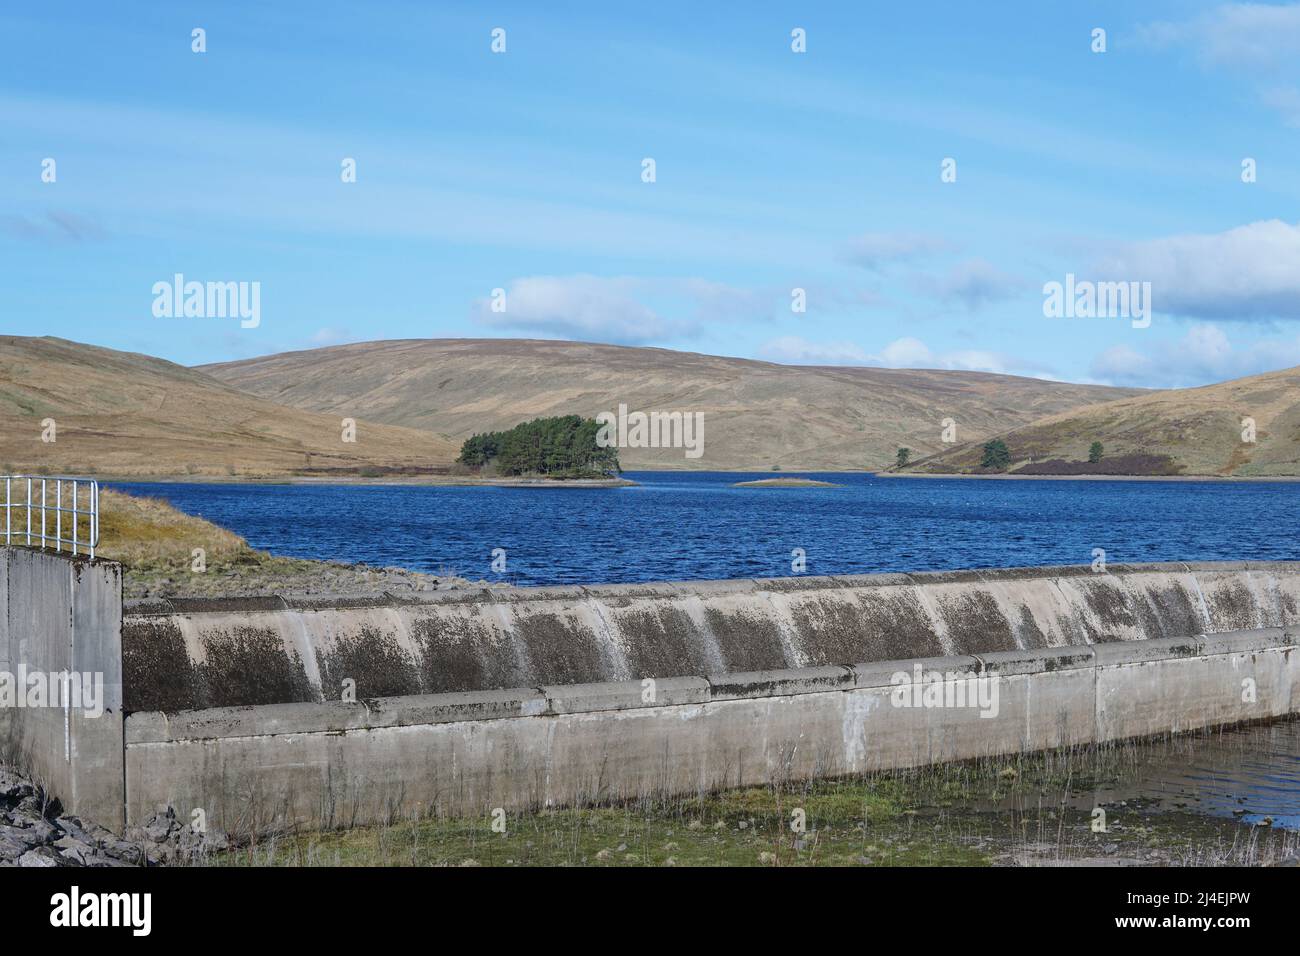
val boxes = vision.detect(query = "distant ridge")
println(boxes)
[201,338,1142,470]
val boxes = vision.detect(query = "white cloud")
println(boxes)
[1091,219,1300,321]
[474,275,683,344]
[1141,3,1300,68]
[1090,322,1300,387]
[756,335,1050,376]
[757,336,875,364]
[472,275,778,344]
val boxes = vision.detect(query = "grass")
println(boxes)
[213,735,1300,867]
[4,488,421,598]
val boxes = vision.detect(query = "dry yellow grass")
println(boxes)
[0,336,458,477]
[94,488,249,570]
[2,488,469,599]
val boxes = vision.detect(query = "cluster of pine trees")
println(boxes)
[457,415,621,477]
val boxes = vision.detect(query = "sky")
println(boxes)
[3,0,1300,388]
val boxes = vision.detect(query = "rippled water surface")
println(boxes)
[109,472,1300,586]
[1100,720,1300,830]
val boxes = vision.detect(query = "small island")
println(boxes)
[732,477,841,488]
[456,414,624,483]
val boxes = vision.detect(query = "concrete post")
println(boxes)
[0,547,124,832]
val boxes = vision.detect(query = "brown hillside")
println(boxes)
[0,336,458,476]
[201,339,1141,470]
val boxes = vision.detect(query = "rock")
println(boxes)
[1,835,33,861]
[102,839,145,865]
[0,769,34,802]
[141,808,178,843]
[18,846,67,867]
[19,819,59,843]
[55,836,95,865]
[0,824,44,850]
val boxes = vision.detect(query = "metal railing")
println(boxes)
[1,475,100,558]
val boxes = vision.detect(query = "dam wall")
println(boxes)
[123,628,1300,836]
[7,555,1300,838]
[121,562,1300,711]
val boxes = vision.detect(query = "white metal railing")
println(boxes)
[1,476,100,558]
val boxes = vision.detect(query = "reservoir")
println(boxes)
[109,472,1300,587]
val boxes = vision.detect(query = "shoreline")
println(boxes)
[95,474,637,489]
[879,471,1300,483]
[57,470,1300,486]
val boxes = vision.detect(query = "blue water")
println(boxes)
[107,472,1300,587]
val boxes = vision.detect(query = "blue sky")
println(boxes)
[4,0,1300,387]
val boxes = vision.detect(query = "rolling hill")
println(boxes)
[0,336,458,476]
[911,365,1300,477]
[200,338,1143,470]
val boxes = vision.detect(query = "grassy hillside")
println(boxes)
[910,365,1300,477]
[201,339,1141,470]
[0,336,458,476]
[4,489,474,598]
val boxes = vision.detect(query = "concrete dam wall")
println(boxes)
[124,628,1300,836]
[8,551,1300,839]
[122,562,1300,712]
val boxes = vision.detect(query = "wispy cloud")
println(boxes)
[910,258,1029,311]
[0,210,106,242]
[1140,2,1300,67]
[1091,322,1300,387]
[842,232,955,271]
[1140,3,1300,124]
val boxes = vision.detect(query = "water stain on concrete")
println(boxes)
[197,626,315,707]
[317,625,420,700]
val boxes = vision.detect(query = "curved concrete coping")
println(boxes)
[122,560,1300,617]
[124,627,1298,745]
